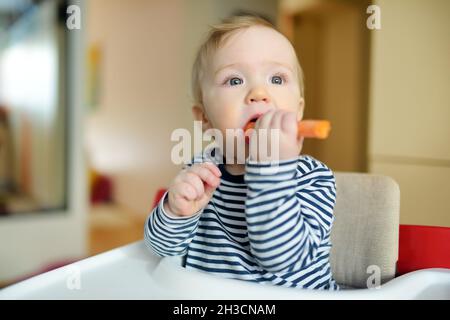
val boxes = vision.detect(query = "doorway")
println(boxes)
[281,0,371,172]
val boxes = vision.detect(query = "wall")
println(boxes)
[85,0,188,216]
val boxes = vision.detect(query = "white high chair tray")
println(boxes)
[1,241,449,300]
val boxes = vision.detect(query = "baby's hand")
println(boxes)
[164,162,221,217]
[249,110,304,162]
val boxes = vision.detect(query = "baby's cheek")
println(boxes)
[278,100,299,113]
[217,109,240,129]
[277,87,301,110]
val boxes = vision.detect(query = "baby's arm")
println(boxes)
[144,162,221,257]
[244,156,336,273]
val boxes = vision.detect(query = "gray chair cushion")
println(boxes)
[330,172,400,289]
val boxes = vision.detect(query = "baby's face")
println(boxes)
[199,26,303,135]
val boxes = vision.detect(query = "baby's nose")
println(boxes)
[245,87,271,105]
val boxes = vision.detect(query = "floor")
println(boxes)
[89,203,147,256]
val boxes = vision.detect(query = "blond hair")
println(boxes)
[191,14,304,106]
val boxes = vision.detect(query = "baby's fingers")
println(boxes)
[189,163,221,188]
[255,110,276,130]
[173,181,198,201]
[180,172,205,199]
[202,162,222,178]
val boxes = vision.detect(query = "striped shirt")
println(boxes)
[145,150,339,290]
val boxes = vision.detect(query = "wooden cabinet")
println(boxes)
[368,0,450,227]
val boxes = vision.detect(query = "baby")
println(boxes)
[145,15,339,290]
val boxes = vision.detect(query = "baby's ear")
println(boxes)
[192,105,212,131]
[297,98,305,121]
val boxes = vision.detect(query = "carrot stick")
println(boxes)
[244,120,331,139]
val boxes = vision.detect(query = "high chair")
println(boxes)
[1,173,449,299]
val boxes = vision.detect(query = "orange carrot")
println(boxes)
[244,120,331,139]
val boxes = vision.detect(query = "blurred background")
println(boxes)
[0,0,448,287]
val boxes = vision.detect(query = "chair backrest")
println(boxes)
[330,172,400,288]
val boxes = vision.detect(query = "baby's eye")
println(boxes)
[227,77,243,86]
[271,75,284,85]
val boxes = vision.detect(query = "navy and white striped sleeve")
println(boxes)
[144,191,202,257]
[244,156,336,273]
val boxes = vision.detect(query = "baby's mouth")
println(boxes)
[243,115,262,144]
[246,117,258,128]
[242,114,262,132]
